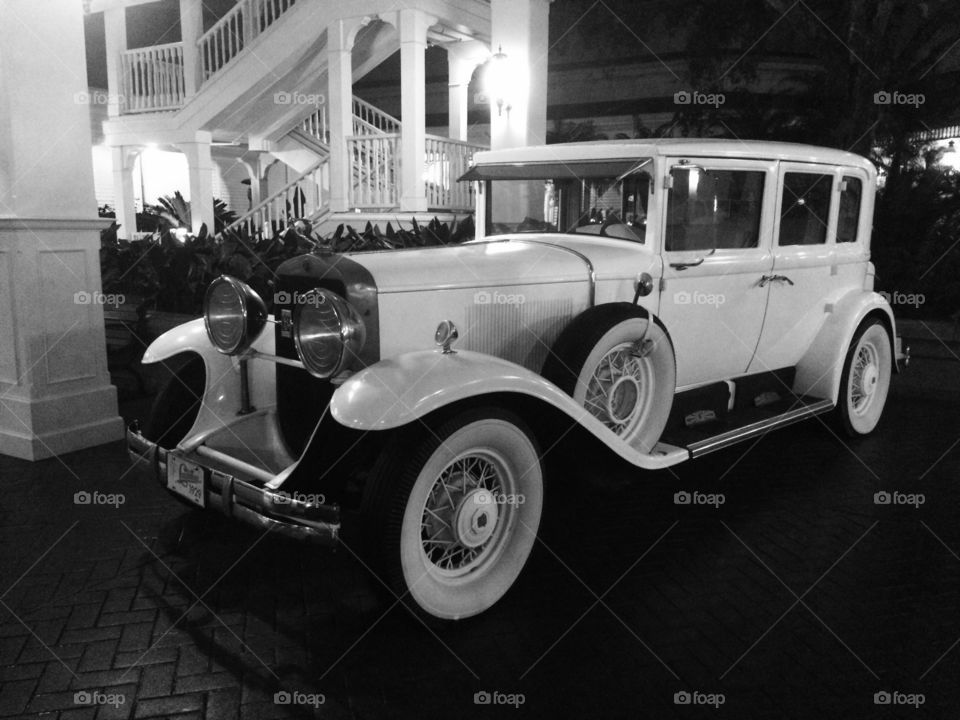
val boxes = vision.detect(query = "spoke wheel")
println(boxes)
[581,343,655,439]
[366,408,543,621]
[543,303,675,453]
[837,319,892,436]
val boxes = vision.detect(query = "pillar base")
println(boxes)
[0,384,124,461]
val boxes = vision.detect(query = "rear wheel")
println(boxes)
[364,408,543,621]
[836,319,892,436]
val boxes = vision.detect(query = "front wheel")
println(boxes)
[366,408,543,621]
[836,319,892,436]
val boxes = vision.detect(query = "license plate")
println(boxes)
[166,456,206,508]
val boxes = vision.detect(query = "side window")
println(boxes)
[665,169,765,251]
[779,173,832,245]
[837,176,862,243]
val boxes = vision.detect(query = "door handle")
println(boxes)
[669,247,715,271]
[759,274,795,287]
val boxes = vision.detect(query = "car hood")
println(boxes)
[345,235,652,293]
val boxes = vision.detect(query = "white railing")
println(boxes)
[352,96,401,135]
[424,135,486,210]
[220,159,327,240]
[199,0,296,81]
[300,106,328,145]
[348,134,400,209]
[120,42,186,113]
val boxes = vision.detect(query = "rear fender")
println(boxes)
[330,349,688,470]
[794,291,896,404]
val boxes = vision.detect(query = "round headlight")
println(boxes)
[203,276,267,354]
[294,289,366,379]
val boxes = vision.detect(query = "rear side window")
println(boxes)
[665,169,765,251]
[779,173,832,245]
[837,176,862,243]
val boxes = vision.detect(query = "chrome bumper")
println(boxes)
[126,423,339,545]
[895,335,910,370]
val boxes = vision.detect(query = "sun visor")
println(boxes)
[459,159,645,182]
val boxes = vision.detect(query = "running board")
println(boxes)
[686,399,834,458]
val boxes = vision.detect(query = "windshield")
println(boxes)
[485,161,652,243]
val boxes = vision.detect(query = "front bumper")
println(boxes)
[126,423,340,545]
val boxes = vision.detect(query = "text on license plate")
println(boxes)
[166,456,206,508]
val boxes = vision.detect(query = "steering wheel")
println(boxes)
[599,215,617,237]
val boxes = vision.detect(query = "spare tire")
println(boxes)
[542,303,675,452]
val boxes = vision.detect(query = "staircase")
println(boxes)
[108,0,489,241]
[222,96,484,240]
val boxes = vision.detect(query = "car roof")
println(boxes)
[472,138,876,174]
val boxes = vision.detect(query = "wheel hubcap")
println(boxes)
[607,376,641,425]
[850,342,880,414]
[454,489,499,548]
[420,454,510,574]
[584,344,651,437]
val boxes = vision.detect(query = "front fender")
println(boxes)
[794,290,896,404]
[141,318,279,444]
[330,349,688,470]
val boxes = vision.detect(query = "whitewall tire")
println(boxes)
[837,319,892,436]
[369,409,543,621]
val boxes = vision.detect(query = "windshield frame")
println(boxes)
[480,159,655,243]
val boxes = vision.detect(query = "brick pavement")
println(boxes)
[0,358,958,719]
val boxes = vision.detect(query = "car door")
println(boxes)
[657,158,776,389]
[748,163,839,374]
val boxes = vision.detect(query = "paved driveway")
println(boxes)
[0,356,958,719]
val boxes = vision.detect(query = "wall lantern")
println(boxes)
[941,140,960,172]
[485,45,511,116]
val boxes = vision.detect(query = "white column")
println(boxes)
[178,136,215,235]
[399,8,433,212]
[447,41,488,142]
[111,147,138,240]
[103,5,127,117]
[327,19,356,213]
[179,0,204,97]
[0,0,123,460]
[490,0,551,150]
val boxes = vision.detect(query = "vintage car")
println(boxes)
[128,139,908,621]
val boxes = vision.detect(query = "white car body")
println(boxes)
[129,139,906,620]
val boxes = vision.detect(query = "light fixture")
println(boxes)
[941,140,960,172]
[486,45,511,117]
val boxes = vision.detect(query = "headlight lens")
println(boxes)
[203,276,267,354]
[294,289,366,378]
